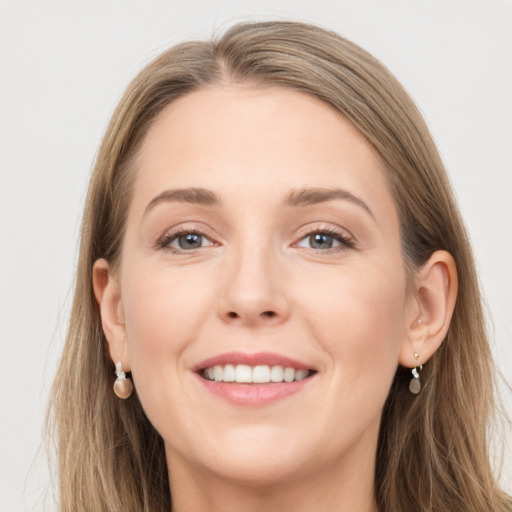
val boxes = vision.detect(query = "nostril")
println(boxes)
[226,311,276,319]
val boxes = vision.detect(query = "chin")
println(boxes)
[167,424,315,486]
[204,451,308,487]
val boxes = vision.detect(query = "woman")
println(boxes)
[48,21,511,511]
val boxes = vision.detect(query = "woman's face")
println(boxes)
[110,85,416,485]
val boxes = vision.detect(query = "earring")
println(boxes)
[113,361,133,399]
[409,364,423,395]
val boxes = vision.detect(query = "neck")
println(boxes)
[167,442,378,512]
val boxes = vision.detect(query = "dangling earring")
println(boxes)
[409,364,423,395]
[113,361,133,399]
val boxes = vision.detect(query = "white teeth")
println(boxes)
[235,364,252,383]
[270,365,284,382]
[202,364,311,383]
[223,364,235,382]
[283,367,295,382]
[252,365,271,383]
[295,369,309,381]
[214,365,223,382]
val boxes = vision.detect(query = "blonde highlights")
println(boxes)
[48,21,511,511]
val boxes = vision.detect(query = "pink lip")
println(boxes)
[194,351,312,372]
[196,377,313,405]
[193,351,315,406]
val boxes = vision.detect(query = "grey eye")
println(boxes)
[297,232,344,250]
[178,233,203,249]
[309,233,335,249]
[168,232,212,250]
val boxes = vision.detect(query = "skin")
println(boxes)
[94,85,457,512]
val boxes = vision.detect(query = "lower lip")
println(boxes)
[196,375,313,405]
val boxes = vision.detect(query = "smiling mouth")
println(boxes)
[201,364,314,384]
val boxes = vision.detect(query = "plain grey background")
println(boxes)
[1,1,511,510]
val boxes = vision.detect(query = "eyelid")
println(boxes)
[292,224,356,251]
[156,223,219,252]
[154,222,355,253]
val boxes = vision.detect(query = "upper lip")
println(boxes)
[194,351,313,372]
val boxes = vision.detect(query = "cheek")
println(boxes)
[121,263,215,394]
[293,266,407,449]
[297,263,407,384]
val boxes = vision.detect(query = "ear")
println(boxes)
[399,250,458,368]
[92,258,130,371]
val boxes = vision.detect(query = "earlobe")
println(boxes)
[399,250,458,368]
[92,258,130,371]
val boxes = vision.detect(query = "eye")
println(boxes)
[159,231,215,251]
[295,230,353,251]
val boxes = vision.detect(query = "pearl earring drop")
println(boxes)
[409,363,423,395]
[113,361,133,399]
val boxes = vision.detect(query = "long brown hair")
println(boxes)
[48,21,511,511]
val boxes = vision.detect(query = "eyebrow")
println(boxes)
[284,188,374,218]
[144,186,373,218]
[144,187,221,214]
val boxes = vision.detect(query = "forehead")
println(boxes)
[130,85,396,223]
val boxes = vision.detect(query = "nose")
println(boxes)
[217,242,291,327]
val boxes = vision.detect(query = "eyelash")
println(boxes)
[157,228,217,253]
[157,227,355,253]
[295,228,355,252]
